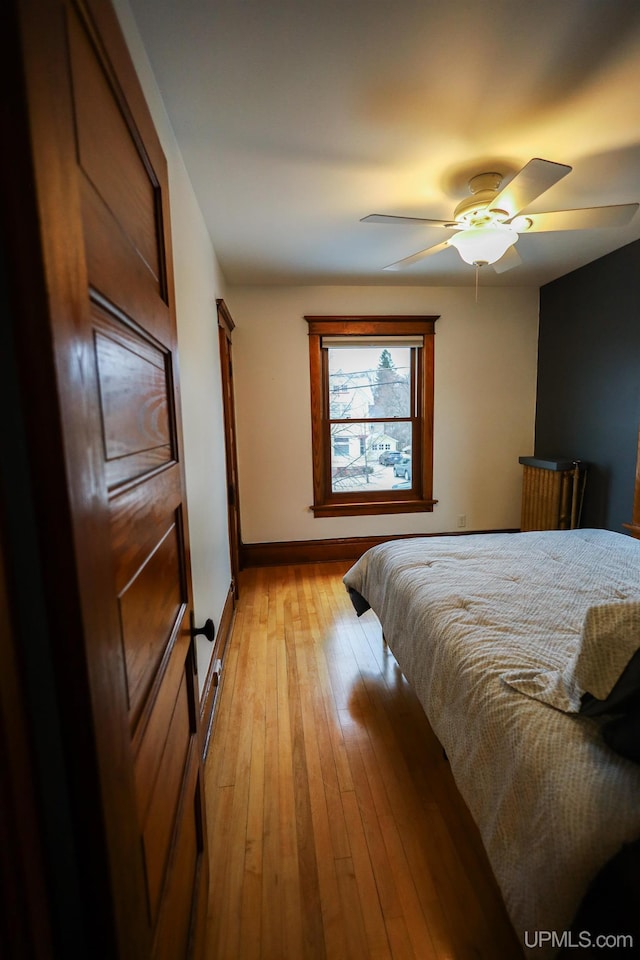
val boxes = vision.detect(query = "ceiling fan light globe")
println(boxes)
[448,224,518,265]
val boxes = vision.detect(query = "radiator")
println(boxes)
[519,457,587,532]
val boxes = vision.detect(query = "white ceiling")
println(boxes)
[128,0,640,287]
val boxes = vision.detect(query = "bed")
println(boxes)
[343,529,640,957]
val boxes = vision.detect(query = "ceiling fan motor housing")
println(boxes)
[453,172,508,226]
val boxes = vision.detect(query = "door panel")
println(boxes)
[82,179,169,339]
[140,667,191,921]
[62,1,208,955]
[118,521,183,722]
[153,750,201,960]
[95,326,171,447]
[133,631,193,806]
[68,6,161,284]
[94,309,174,488]
[110,470,182,587]
[96,331,171,460]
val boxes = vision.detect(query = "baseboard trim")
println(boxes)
[241,529,518,568]
[200,582,236,761]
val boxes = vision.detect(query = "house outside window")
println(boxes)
[333,437,350,457]
[305,315,438,518]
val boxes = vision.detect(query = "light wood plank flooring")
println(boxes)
[204,562,525,959]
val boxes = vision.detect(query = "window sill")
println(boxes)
[311,498,438,518]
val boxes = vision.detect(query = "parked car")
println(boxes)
[378,451,403,465]
[393,457,412,480]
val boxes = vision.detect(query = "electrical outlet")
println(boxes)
[457,514,467,528]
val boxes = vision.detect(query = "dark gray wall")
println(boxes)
[535,239,640,532]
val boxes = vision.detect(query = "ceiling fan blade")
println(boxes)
[361,213,460,228]
[513,203,639,233]
[383,239,452,270]
[491,245,522,273]
[489,158,572,219]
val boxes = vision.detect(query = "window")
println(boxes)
[306,315,438,517]
[333,437,350,456]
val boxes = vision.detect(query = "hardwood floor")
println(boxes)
[204,562,524,959]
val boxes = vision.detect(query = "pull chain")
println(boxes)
[473,260,488,303]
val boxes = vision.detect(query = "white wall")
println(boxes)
[114,0,231,688]
[228,285,540,543]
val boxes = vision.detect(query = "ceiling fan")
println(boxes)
[362,158,639,273]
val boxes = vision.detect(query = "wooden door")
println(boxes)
[217,299,242,595]
[7,0,208,956]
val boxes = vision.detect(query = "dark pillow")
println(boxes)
[346,587,370,617]
[601,703,640,763]
[580,648,640,717]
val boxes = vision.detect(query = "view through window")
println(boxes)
[329,345,413,493]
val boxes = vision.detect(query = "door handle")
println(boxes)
[191,617,215,643]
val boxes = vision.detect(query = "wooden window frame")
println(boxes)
[306,315,438,518]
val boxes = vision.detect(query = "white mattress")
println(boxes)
[343,529,640,957]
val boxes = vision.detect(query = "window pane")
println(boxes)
[328,346,412,420]
[330,421,412,492]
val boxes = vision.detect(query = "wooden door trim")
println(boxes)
[199,582,236,760]
[216,298,242,592]
[217,297,235,335]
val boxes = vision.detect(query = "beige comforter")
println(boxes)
[343,529,640,957]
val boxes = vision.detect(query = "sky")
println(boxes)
[327,345,410,377]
